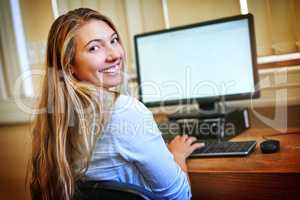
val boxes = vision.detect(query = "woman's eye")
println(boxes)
[111,37,119,44]
[89,46,100,52]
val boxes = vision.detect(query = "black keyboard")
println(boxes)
[190,140,257,157]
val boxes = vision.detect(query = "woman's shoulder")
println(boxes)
[108,95,162,150]
[112,94,152,119]
[113,94,151,113]
[107,94,158,141]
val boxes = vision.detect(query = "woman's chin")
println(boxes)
[97,76,123,89]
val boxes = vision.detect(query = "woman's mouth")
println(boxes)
[99,62,121,74]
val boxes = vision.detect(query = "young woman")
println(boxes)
[28,8,203,200]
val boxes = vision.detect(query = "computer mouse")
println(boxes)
[260,139,280,154]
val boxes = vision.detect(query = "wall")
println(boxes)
[0,124,31,200]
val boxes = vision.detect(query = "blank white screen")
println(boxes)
[136,19,255,103]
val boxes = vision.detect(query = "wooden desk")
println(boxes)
[187,128,300,200]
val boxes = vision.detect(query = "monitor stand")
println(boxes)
[168,100,233,121]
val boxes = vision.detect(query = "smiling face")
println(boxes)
[71,20,124,88]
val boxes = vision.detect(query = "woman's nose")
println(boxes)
[106,46,120,62]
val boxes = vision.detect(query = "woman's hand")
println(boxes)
[167,135,205,172]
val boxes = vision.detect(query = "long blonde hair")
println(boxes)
[27,8,127,200]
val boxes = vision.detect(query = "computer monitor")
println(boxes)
[134,14,260,112]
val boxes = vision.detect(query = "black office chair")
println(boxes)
[75,180,159,200]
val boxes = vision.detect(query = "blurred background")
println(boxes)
[0,0,300,199]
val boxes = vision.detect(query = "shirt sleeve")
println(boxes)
[109,96,191,200]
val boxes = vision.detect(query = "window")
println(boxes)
[248,0,300,56]
[0,0,52,123]
[248,0,300,67]
[0,37,8,99]
[0,0,32,99]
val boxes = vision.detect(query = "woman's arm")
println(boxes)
[112,96,197,199]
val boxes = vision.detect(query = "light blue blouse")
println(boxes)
[86,95,191,200]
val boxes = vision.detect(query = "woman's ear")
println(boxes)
[68,65,80,81]
[69,65,75,75]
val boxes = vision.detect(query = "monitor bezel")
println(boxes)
[134,14,260,107]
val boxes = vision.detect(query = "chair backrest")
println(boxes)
[76,180,159,200]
